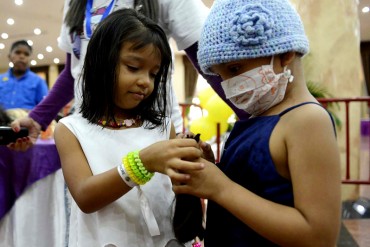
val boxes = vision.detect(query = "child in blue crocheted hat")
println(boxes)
[172,0,342,246]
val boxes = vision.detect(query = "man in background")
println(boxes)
[0,40,48,111]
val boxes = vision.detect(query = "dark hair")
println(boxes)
[173,194,205,243]
[79,8,171,130]
[64,0,158,34]
[10,40,32,53]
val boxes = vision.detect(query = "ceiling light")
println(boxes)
[0,43,5,49]
[37,54,44,60]
[34,28,41,35]
[7,18,15,25]
[57,37,61,43]
[1,33,9,39]
[14,0,23,5]
[27,40,33,46]
[46,46,53,52]
[9,62,14,68]
[30,60,37,66]
[54,58,60,64]
[362,6,370,13]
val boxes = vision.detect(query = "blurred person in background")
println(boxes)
[0,40,48,112]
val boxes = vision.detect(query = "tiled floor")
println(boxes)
[192,221,367,247]
[338,222,359,247]
[341,219,370,247]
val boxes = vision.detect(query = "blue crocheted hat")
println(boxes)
[198,0,309,75]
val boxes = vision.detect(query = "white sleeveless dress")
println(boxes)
[59,114,175,247]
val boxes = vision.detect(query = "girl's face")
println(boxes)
[115,42,161,112]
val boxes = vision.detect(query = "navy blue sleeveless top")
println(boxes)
[204,102,335,247]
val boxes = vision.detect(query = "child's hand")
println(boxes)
[199,140,215,163]
[139,139,205,183]
[175,132,199,141]
[172,157,230,201]
[183,132,215,163]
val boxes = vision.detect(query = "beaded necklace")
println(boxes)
[98,116,139,128]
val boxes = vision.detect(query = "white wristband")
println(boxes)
[117,164,138,188]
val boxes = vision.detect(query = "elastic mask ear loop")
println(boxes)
[278,54,294,83]
[283,66,294,83]
[270,55,275,66]
[271,55,293,82]
[271,55,294,82]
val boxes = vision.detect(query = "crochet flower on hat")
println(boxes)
[230,4,274,46]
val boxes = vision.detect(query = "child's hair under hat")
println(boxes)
[197,0,309,75]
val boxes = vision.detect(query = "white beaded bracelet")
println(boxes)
[117,163,138,188]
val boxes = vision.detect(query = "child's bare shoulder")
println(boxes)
[280,103,336,142]
[285,103,333,127]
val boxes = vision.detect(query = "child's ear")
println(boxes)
[280,52,295,67]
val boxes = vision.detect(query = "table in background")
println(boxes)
[0,138,61,217]
[0,139,68,247]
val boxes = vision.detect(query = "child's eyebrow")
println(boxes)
[121,55,161,69]
[121,55,145,62]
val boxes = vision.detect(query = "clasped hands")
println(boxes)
[139,133,226,200]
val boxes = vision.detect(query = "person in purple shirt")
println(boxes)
[0,40,48,111]
[8,0,249,151]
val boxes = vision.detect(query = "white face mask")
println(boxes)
[221,56,294,116]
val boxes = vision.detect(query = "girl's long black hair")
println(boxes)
[80,8,171,130]
[173,135,205,243]
[173,194,205,243]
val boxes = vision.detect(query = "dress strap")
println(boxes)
[279,102,337,136]
[278,102,320,116]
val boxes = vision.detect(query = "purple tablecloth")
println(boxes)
[0,139,61,219]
